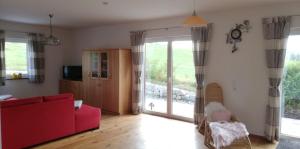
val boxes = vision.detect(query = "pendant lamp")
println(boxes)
[44,14,61,46]
[183,0,207,27]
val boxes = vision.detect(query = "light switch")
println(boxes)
[232,80,237,91]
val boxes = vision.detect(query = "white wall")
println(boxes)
[70,2,300,136]
[0,20,73,98]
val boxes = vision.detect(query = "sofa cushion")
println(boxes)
[75,104,101,133]
[43,93,74,102]
[0,97,43,108]
[1,95,75,149]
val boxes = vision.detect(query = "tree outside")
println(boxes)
[283,35,300,120]
[283,56,300,119]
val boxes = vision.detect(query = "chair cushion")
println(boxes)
[0,97,43,108]
[74,104,100,133]
[212,110,231,122]
[209,122,249,148]
[205,102,228,121]
[43,93,74,102]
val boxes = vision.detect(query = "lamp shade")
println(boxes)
[183,11,207,27]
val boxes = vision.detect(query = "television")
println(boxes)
[63,66,82,81]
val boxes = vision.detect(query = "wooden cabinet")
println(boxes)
[82,49,132,115]
[59,80,83,99]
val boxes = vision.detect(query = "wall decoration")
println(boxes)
[226,20,251,53]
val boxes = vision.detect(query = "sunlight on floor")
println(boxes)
[281,117,300,138]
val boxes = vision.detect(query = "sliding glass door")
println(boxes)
[281,35,300,138]
[172,41,195,119]
[144,42,168,114]
[144,37,195,121]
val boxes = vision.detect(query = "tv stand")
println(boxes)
[59,80,83,99]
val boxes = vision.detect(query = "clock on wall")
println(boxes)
[230,28,242,40]
[226,20,251,53]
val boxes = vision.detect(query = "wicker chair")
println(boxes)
[203,83,252,149]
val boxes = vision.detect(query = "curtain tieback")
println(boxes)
[197,85,204,90]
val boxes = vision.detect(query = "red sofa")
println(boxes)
[0,93,101,149]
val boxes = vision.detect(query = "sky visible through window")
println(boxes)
[286,35,300,60]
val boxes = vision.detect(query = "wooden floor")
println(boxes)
[33,114,277,149]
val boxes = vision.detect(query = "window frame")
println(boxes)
[143,35,195,123]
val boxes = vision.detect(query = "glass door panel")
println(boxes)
[145,42,168,113]
[281,35,300,138]
[172,41,195,119]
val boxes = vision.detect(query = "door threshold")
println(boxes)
[281,134,300,139]
[143,111,194,123]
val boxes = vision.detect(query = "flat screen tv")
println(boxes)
[63,66,82,81]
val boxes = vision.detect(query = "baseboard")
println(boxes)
[101,109,120,115]
[249,133,270,142]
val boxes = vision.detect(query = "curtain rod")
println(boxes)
[130,26,183,33]
[131,15,300,33]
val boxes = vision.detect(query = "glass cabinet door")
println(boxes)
[90,52,100,78]
[100,52,109,78]
[89,51,109,79]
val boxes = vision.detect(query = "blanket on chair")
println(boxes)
[209,122,249,149]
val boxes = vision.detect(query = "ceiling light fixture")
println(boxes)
[183,0,207,27]
[44,14,61,46]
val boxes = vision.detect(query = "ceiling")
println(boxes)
[0,0,298,28]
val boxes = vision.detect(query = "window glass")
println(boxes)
[5,41,28,78]
[282,35,300,137]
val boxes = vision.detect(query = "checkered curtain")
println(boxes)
[130,31,145,114]
[27,33,45,83]
[0,30,5,86]
[263,16,291,142]
[191,24,212,130]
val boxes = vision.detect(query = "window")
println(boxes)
[5,40,28,79]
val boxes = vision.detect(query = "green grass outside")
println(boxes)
[5,42,28,71]
[145,42,196,91]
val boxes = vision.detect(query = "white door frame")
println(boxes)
[143,35,194,123]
